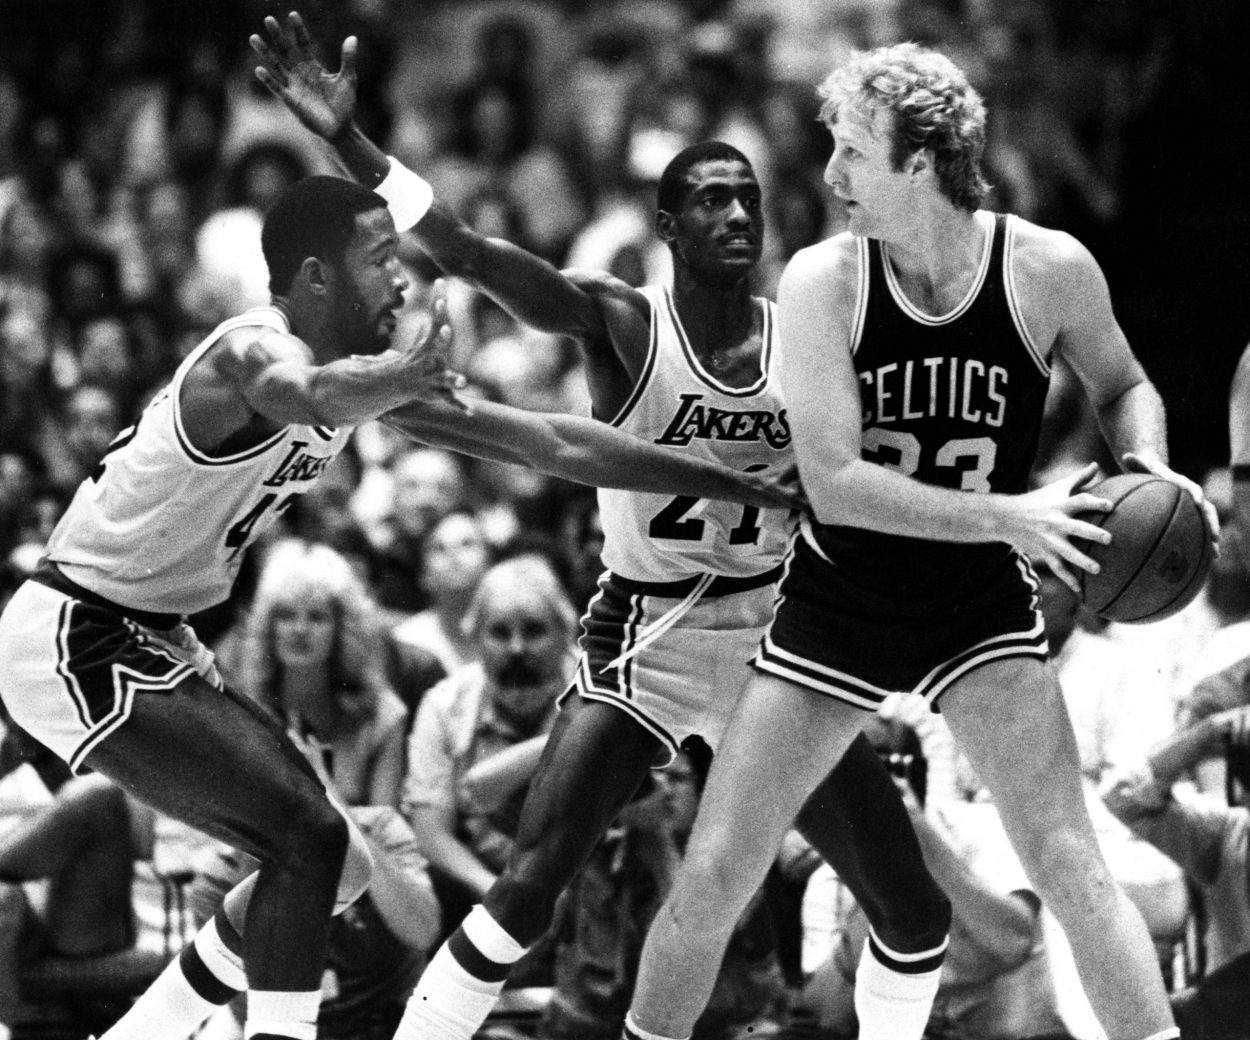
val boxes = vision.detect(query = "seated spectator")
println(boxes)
[798,699,1072,1040]
[40,381,124,497]
[190,801,441,1040]
[0,720,167,1039]
[240,539,409,810]
[403,555,577,979]
[392,510,493,680]
[369,446,471,616]
[1101,705,1250,976]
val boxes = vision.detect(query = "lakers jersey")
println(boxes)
[598,285,794,583]
[806,212,1051,602]
[46,307,352,615]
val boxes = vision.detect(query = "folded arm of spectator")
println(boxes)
[1100,707,1250,883]
[904,792,1038,978]
[456,734,548,816]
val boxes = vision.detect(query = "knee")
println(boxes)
[262,794,350,878]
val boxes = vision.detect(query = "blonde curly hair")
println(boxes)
[818,42,990,211]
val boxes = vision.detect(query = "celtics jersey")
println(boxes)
[598,285,794,583]
[806,212,1051,602]
[46,307,352,615]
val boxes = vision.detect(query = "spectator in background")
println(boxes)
[799,700,1072,1040]
[392,510,493,680]
[42,381,123,497]
[241,539,408,811]
[1101,706,1250,1037]
[403,556,577,972]
[0,722,162,1039]
[370,445,471,615]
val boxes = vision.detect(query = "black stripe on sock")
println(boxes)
[867,934,947,976]
[447,926,510,984]
[178,942,238,1005]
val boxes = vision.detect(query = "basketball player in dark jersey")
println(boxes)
[251,15,953,1040]
[626,43,1219,1040]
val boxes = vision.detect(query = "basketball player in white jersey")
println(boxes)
[253,15,954,1040]
[0,174,798,1040]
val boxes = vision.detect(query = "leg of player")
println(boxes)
[940,657,1178,1040]
[795,733,951,1040]
[626,676,865,1040]
[394,698,662,1040]
[85,677,361,1040]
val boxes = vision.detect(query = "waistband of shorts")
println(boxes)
[30,559,184,632]
[610,563,783,600]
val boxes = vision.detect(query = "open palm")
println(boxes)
[250,11,357,140]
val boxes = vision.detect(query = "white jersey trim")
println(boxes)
[605,293,661,429]
[662,286,768,397]
[881,210,994,326]
[849,235,870,357]
[1002,215,1051,377]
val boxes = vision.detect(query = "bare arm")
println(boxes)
[777,238,1111,590]
[406,802,496,900]
[382,396,800,510]
[907,803,1038,976]
[458,735,548,815]
[352,809,442,949]
[1036,226,1219,545]
[250,13,625,343]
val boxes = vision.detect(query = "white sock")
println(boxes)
[100,915,244,1040]
[623,1010,691,1040]
[853,929,946,1040]
[394,905,526,1040]
[245,988,320,1040]
[1140,1030,1180,1040]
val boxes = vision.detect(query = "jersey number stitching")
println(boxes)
[648,464,767,545]
[862,428,997,492]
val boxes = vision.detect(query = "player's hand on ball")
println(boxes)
[251,11,357,141]
[1122,451,1221,558]
[1005,462,1112,594]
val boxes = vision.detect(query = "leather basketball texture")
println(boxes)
[1073,473,1211,624]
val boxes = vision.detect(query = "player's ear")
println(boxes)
[302,257,330,296]
[656,210,677,244]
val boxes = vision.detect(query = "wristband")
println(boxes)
[374,156,433,232]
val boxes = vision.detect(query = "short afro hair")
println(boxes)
[656,141,753,215]
[261,176,387,295]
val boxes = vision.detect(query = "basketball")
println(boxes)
[1073,473,1212,624]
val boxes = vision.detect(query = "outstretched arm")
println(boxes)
[382,396,799,510]
[250,12,619,344]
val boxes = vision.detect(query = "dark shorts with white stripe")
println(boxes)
[753,534,1047,712]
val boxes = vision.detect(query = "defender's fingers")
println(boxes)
[253,66,284,96]
[290,11,314,50]
[340,36,358,77]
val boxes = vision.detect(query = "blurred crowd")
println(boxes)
[2,0,1250,1039]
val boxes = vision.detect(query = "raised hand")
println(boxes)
[396,280,470,413]
[250,11,357,141]
[1000,462,1113,594]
